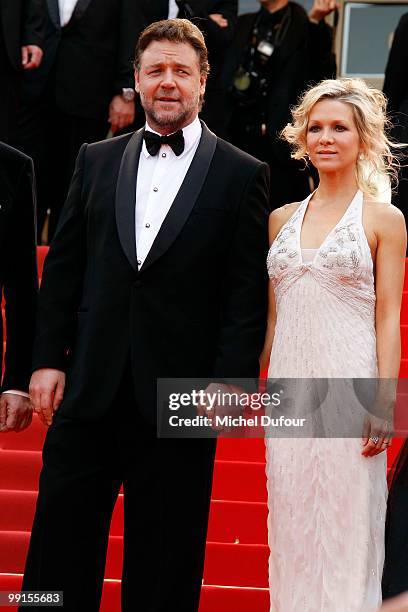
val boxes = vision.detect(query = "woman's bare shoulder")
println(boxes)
[268,202,301,242]
[364,199,406,229]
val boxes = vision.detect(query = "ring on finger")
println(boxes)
[369,436,380,444]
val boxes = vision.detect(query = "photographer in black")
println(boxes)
[224,0,337,207]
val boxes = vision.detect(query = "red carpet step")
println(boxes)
[0,575,270,612]
[401,292,408,323]
[0,450,41,491]
[207,500,268,544]
[0,529,268,588]
[0,449,269,502]
[203,542,269,588]
[0,490,268,544]
[0,416,46,451]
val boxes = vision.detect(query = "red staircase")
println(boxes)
[0,249,406,612]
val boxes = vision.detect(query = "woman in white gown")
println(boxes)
[260,79,406,611]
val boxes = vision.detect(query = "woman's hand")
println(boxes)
[361,413,393,456]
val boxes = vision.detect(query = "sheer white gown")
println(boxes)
[265,190,387,612]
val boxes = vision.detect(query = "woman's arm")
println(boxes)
[259,205,298,371]
[362,203,406,456]
[259,280,277,372]
[375,204,406,379]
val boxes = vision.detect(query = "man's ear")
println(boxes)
[200,74,207,97]
[135,69,140,94]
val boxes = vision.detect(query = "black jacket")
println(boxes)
[33,124,270,422]
[0,142,38,392]
[383,12,408,142]
[224,3,336,165]
[22,0,140,119]
[0,0,45,71]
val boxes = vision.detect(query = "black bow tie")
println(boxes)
[143,130,185,157]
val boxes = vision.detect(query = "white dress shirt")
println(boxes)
[168,0,179,19]
[135,116,202,268]
[3,390,30,398]
[58,0,78,27]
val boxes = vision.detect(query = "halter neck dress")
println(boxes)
[265,190,387,611]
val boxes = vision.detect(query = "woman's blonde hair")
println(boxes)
[281,78,401,198]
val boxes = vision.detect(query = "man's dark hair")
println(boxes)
[135,18,210,76]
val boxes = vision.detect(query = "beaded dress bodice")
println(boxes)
[266,190,377,378]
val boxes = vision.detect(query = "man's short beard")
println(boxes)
[147,107,192,132]
[141,94,204,132]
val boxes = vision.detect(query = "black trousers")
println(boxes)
[21,368,216,611]
[0,34,20,144]
[16,79,108,242]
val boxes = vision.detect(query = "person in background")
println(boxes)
[134,0,238,135]
[383,12,408,223]
[0,142,38,433]
[224,0,337,209]
[381,15,408,602]
[0,0,44,143]
[16,0,140,243]
[382,437,408,600]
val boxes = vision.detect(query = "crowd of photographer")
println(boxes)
[1,0,338,241]
[5,1,408,238]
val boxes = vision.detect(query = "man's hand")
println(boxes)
[197,383,243,432]
[380,592,408,611]
[209,13,228,28]
[0,394,33,433]
[21,45,43,70]
[29,369,66,426]
[309,0,338,22]
[108,96,135,135]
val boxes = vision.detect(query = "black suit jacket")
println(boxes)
[0,142,38,392]
[224,3,336,165]
[135,0,238,135]
[383,13,408,143]
[33,123,270,421]
[0,0,45,71]
[136,0,237,53]
[22,0,140,119]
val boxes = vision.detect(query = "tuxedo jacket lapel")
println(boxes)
[70,0,93,24]
[115,129,144,272]
[46,0,61,29]
[140,123,217,273]
[115,123,217,274]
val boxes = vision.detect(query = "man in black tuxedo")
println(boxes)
[0,142,37,433]
[22,18,270,612]
[0,0,44,142]
[17,0,140,242]
[134,0,238,135]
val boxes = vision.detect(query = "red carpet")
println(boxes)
[0,248,406,611]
